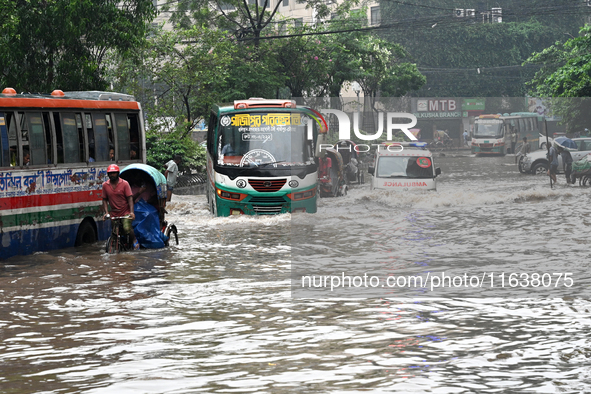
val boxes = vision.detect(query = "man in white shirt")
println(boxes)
[164,154,182,202]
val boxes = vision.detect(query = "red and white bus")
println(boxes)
[0,88,145,259]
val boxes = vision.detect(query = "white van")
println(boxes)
[368,142,441,190]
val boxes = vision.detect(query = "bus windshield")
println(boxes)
[376,156,433,179]
[474,120,503,138]
[216,111,313,167]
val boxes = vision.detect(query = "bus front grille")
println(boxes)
[248,178,287,192]
[249,196,286,204]
[253,205,284,214]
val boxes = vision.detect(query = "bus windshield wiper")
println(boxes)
[255,161,286,168]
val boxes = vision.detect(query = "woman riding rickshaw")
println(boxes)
[120,163,178,248]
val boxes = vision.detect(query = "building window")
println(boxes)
[294,18,303,28]
[283,0,289,6]
[370,6,380,25]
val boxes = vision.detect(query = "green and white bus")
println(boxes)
[205,99,327,216]
[472,112,544,156]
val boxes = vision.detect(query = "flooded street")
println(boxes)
[2,153,591,393]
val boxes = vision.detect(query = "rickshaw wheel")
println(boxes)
[166,224,179,245]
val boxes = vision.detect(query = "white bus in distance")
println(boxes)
[368,142,441,191]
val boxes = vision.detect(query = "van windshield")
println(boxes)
[376,156,433,178]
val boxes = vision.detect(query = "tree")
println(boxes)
[380,0,589,97]
[145,132,206,174]
[348,34,425,112]
[269,7,424,100]
[525,25,591,132]
[217,42,285,101]
[0,0,155,92]
[122,25,236,137]
[526,25,591,97]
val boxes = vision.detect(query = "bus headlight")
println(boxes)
[216,187,247,201]
[287,187,316,201]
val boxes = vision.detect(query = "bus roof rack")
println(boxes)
[234,99,296,109]
[73,91,136,101]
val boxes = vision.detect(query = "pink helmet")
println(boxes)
[107,164,120,173]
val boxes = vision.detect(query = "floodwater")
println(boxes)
[2,153,591,393]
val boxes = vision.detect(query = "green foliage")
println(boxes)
[218,43,285,100]
[348,34,425,103]
[145,131,206,174]
[526,25,591,97]
[525,25,591,132]
[156,0,422,102]
[268,7,424,99]
[0,0,155,92]
[115,25,236,136]
[380,0,588,96]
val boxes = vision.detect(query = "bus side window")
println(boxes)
[53,113,65,163]
[114,113,130,160]
[85,114,96,162]
[6,112,18,166]
[92,113,110,161]
[42,112,53,164]
[207,113,217,154]
[0,112,11,167]
[127,113,140,160]
[61,113,81,163]
[19,112,28,165]
[75,114,87,162]
[106,114,114,153]
[26,112,47,166]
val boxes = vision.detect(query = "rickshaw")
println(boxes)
[334,140,364,184]
[318,148,347,197]
[107,163,178,252]
[570,153,591,186]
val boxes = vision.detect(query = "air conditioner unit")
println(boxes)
[492,7,502,23]
[454,8,465,17]
[466,9,476,17]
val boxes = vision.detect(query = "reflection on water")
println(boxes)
[2,154,591,393]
